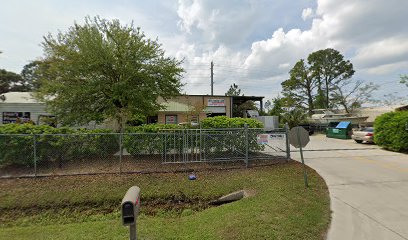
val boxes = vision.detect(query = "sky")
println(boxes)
[0,0,407,104]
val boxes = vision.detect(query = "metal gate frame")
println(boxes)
[161,126,290,164]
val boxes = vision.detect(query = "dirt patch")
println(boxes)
[0,155,288,178]
[0,194,215,226]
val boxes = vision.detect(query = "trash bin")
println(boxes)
[326,121,352,139]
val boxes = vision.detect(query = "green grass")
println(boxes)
[0,162,330,239]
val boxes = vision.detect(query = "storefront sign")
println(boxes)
[165,115,178,124]
[207,99,225,107]
[2,112,31,124]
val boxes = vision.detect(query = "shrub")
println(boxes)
[0,124,71,166]
[200,116,263,129]
[123,118,264,157]
[124,124,183,155]
[126,124,182,133]
[198,117,264,155]
[374,111,408,152]
[0,124,118,167]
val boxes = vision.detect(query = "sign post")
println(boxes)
[289,126,310,188]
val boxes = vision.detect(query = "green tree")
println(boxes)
[224,83,256,117]
[401,75,408,87]
[281,59,316,115]
[308,48,355,109]
[225,83,242,96]
[37,16,184,132]
[280,107,307,128]
[268,96,285,120]
[20,60,46,91]
[0,69,31,94]
[282,48,355,114]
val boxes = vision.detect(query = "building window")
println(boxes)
[165,115,178,124]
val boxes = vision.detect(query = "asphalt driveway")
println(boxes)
[290,134,408,240]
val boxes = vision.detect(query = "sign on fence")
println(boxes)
[257,133,285,145]
[257,134,269,144]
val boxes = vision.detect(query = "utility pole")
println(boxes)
[210,61,214,96]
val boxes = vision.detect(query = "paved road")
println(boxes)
[290,134,408,240]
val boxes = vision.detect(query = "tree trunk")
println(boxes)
[116,110,127,133]
[325,78,329,109]
[307,91,314,116]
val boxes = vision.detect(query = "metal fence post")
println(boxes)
[285,123,291,161]
[33,134,37,177]
[119,133,123,174]
[244,124,249,167]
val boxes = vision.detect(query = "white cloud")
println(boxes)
[353,38,408,70]
[243,0,408,80]
[2,0,408,100]
[363,61,408,75]
[302,8,314,21]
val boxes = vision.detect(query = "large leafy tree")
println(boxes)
[282,48,355,114]
[37,16,184,132]
[281,59,316,115]
[308,48,355,109]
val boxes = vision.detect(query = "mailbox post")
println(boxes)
[121,186,141,240]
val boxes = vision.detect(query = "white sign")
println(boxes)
[257,134,269,144]
[207,99,225,107]
[269,133,285,140]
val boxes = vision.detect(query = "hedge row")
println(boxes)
[0,124,117,167]
[123,117,264,156]
[0,117,265,166]
[374,111,408,152]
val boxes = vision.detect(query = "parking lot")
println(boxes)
[291,134,408,240]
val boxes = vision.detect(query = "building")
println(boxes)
[153,95,264,124]
[0,92,264,126]
[0,92,51,125]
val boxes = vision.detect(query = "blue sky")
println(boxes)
[0,0,407,104]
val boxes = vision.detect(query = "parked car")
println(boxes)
[351,127,374,143]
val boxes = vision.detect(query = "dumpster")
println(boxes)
[326,121,352,139]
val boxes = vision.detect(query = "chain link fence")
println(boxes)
[0,127,290,178]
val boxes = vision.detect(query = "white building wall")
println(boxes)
[0,103,49,125]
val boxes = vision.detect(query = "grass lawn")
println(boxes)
[0,161,330,239]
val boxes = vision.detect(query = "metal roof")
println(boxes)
[0,92,42,104]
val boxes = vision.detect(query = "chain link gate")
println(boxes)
[161,127,289,164]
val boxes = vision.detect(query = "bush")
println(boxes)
[126,124,182,133]
[198,116,264,155]
[200,116,263,129]
[124,124,183,155]
[123,118,264,157]
[0,124,118,167]
[374,111,408,152]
